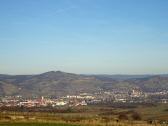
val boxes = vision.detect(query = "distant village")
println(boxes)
[0,89,168,108]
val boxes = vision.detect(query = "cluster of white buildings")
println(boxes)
[1,89,168,107]
[0,93,96,107]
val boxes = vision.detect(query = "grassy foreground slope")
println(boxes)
[0,104,168,126]
[0,122,78,126]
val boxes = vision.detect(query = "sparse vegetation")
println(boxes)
[0,103,168,126]
[0,123,78,126]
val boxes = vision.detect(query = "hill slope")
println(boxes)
[0,71,168,97]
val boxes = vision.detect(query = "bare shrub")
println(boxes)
[118,113,128,120]
[131,112,141,120]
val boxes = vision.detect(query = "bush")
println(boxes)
[118,113,128,120]
[131,112,141,120]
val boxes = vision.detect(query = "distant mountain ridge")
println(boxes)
[0,71,168,97]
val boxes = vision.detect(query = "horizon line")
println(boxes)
[0,70,168,76]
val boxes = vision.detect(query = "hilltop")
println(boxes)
[0,71,168,97]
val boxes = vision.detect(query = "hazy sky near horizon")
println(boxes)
[0,0,168,75]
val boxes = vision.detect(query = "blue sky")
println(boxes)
[0,0,168,75]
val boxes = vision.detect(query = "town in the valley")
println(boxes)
[1,88,168,108]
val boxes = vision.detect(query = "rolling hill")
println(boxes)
[0,71,168,97]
